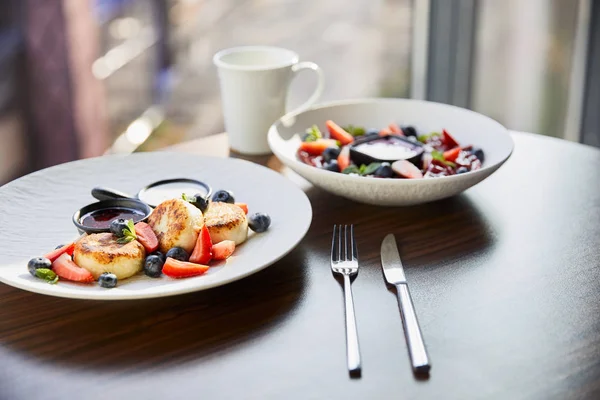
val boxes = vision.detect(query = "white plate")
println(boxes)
[268,98,514,206]
[0,153,312,300]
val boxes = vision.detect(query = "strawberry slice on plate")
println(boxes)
[299,139,338,156]
[52,253,94,283]
[337,146,351,171]
[325,120,354,145]
[44,242,75,262]
[134,222,159,253]
[189,225,213,264]
[212,240,235,261]
[163,257,209,278]
[388,123,404,135]
[443,147,461,162]
[392,160,424,179]
[442,129,460,149]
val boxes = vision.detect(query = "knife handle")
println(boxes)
[395,283,431,373]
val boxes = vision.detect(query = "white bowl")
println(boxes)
[268,98,514,206]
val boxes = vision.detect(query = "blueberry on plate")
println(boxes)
[401,126,418,137]
[98,273,118,288]
[150,251,166,262]
[322,147,341,163]
[212,190,235,204]
[366,129,380,137]
[144,255,165,278]
[456,166,469,174]
[166,247,189,262]
[248,212,271,233]
[322,160,340,172]
[192,193,209,213]
[374,163,394,178]
[109,218,129,237]
[471,148,485,163]
[27,257,52,277]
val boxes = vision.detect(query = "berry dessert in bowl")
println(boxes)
[268,98,513,206]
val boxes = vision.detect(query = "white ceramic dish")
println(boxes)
[268,98,514,206]
[0,153,312,300]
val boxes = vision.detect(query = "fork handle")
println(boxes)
[343,274,361,373]
[395,283,430,374]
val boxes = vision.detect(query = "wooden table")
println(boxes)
[1,132,600,400]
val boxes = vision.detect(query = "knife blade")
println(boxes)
[381,233,407,284]
[381,234,431,374]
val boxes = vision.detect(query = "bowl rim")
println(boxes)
[268,97,514,184]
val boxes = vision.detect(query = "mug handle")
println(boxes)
[287,61,325,114]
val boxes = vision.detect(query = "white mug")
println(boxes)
[213,46,325,155]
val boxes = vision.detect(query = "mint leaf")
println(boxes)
[361,162,382,176]
[35,268,59,284]
[117,236,135,244]
[341,165,360,174]
[418,132,441,143]
[431,150,445,161]
[343,125,366,136]
[117,219,137,244]
[431,150,456,168]
[304,125,322,142]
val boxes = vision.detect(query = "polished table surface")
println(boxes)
[1,132,600,400]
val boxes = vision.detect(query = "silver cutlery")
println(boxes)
[331,224,361,374]
[381,234,431,374]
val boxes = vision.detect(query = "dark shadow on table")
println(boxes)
[0,247,308,371]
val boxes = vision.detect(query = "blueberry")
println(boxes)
[166,247,189,262]
[322,147,341,163]
[401,126,418,137]
[456,166,469,174]
[471,148,485,163]
[55,244,65,250]
[322,160,340,172]
[366,129,380,137]
[211,190,235,204]
[150,251,166,262]
[191,193,209,213]
[98,273,118,288]
[301,132,311,142]
[248,212,271,233]
[109,218,129,237]
[27,257,52,277]
[144,255,165,278]
[374,163,394,178]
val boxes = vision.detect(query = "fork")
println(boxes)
[331,224,361,374]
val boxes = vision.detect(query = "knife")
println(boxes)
[381,234,431,374]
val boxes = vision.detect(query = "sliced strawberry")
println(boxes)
[391,160,424,179]
[189,225,213,264]
[44,242,75,262]
[235,203,248,214]
[337,146,351,171]
[52,253,94,283]
[379,127,392,136]
[163,257,209,278]
[388,123,404,135]
[212,240,236,261]
[443,147,461,162]
[442,129,460,149]
[299,139,338,156]
[134,222,158,253]
[325,120,354,145]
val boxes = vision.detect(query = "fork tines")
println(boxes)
[331,224,358,269]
